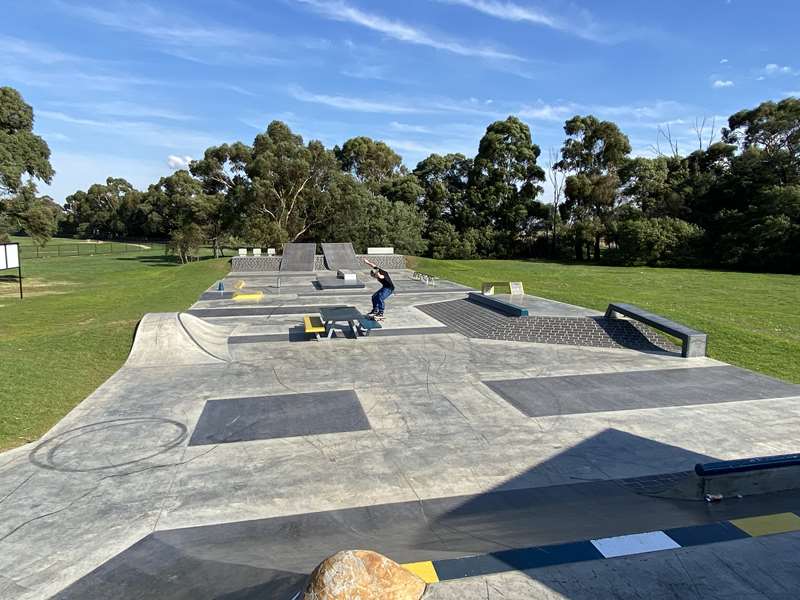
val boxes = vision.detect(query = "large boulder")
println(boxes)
[303,549,426,600]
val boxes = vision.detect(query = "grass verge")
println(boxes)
[0,251,229,450]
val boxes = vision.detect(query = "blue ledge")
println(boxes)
[695,453,800,477]
[467,292,529,317]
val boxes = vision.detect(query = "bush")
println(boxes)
[608,217,704,266]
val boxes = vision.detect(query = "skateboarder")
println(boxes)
[363,258,394,320]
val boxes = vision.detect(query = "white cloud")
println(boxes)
[764,63,795,76]
[435,0,639,44]
[594,100,688,120]
[0,35,80,64]
[57,1,258,48]
[52,101,193,121]
[288,86,503,119]
[519,101,578,121]
[389,122,434,134]
[167,155,193,169]
[56,1,302,66]
[40,151,172,203]
[212,83,257,97]
[713,79,734,88]
[383,137,471,159]
[37,110,219,150]
[293,0,523,60]
[341,64,395,81]
[289,86,423,114]
[720,58,729,64]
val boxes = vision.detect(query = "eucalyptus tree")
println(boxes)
[0,87,57,243]
[557,115,631,260]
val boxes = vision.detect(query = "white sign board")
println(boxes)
[367,247,394,255]
[0,243,20,270]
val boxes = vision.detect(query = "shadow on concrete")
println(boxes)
[48,429,745,599]
[591,316,681,355]
[52,535,305,600]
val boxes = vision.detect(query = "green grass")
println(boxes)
[409,257,800,384]
[0,250,229,450]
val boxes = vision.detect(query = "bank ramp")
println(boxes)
[126,313,233,367]
[321,242,362,271]
[280,243,316,272]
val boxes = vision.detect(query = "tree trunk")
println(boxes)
[594,234,601,261]
[574,238,583,261]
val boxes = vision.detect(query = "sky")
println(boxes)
[3,0,800,203]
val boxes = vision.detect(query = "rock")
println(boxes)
[303,549,427,600]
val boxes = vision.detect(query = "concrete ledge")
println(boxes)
[605,302,707,358]
[231,254,406,272]
[467,292,529,317]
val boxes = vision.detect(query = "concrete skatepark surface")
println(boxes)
[2,267,800,599]
[279,242,316,272]
[320,242,363,271]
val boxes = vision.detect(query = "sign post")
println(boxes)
[0,243,22,299]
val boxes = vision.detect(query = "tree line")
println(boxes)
[1,85,798,271]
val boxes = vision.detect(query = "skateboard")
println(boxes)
[367,314,385,322]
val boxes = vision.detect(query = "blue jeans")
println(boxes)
[372,287,393,313]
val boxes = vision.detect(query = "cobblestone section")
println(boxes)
[417,299,679,353]
[231,256,282,271]
[231,254,406,272]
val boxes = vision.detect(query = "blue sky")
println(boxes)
[3,0,800,203]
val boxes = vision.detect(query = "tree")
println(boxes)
[468,117,547,255]
[379,173,424,206]
[63,178,141,239]
[143,170,216,262]
[557,115,631,260]
[238,122,345,245]
[336,136,403,190]
[619,156,691,219]
[723,97,800,174]
[0,183,59,245]
[0,87,57,243]
[413,153,472,231]
[310,174,426,255]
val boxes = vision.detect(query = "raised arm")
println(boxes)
[363,257,378,269]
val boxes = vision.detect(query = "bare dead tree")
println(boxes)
[693,116,718,151]
[650,124,681,158]
[546,147,566,256]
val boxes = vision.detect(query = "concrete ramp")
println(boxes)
[321,243,362,271]
[280,243,316,272]
[126,313,233,368]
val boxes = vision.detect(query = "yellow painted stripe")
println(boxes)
[731,512,800,537]
[234,280,246,289]
[233,291,263,301]
[402,561,439,584]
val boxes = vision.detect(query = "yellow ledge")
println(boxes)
[402,561,439,584]
[233,291,263,302]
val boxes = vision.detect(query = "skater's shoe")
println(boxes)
[366,310,377,319]
[374,312,385,321]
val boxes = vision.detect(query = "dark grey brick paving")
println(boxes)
[417,299,679,353]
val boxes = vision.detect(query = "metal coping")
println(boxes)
[696,453,800,477]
